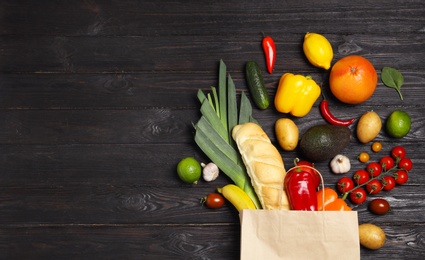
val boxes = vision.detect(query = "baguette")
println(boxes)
[232,122,289,210]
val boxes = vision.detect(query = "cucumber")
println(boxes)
[245,61,270,110]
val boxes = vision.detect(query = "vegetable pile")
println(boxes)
[176,32,413,252]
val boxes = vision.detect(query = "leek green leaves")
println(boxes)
[193,60,261,209]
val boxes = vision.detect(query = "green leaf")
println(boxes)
[197,89,207,104]
[218,59,228,129]
[195,116,240,163]
[239,91,252,124]
[227,74,238,140]
[199,99,229,142]
[381,67,404,100]
[211,86,220,117]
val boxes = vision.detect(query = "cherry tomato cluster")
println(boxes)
[338,146,412,205]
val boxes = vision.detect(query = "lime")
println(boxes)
[386,110,411,138]
[177,157,201,184]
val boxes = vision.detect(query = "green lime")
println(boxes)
[386,110,411,138]
[177,157,201,184]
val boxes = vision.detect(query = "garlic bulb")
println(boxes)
[330,154,351,174]
[201,162,219,182]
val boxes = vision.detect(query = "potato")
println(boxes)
[356,111,382,143]
[275,118,299,151]
[359,223,386,250]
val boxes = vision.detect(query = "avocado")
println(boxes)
[299,124,351,162]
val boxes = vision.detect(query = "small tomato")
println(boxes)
[337,177,355,193]
[371,141,382,152]
[398,158,413,171]
[367,162,382,177]
[394,170,409,185]
[350,188,367,204]
[202,193,225,209]
[353,169,370,185]
[358,152,370,163]
[382,176,396,191]
[369,198,391,215]
[391,146,406,160]
[380,156,395,171]
[366,179,383,195]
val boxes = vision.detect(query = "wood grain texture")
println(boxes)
[0,0,424,259]
[0,34,424,73]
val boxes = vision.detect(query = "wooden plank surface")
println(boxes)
[0,0,424,259]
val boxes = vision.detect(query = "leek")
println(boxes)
[193,60,261,209]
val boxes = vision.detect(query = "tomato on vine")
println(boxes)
[337,177,354,193]
[391,146,406,160]
[380,156,395,171]
[366,162,382,177]
[353,169,370,185]
[398,158,413,171]
[350,188,367,204]
[366,179,383,195]
[382,176,396,191]
[394,170,409,185]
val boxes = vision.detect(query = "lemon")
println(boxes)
[303,32,333,70]
[177,157,202,184]
[386,110,411,138]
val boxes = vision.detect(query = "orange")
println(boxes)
[329,55,378,104]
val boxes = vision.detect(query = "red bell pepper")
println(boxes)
[292,158,320,189]
[284,169,318,211]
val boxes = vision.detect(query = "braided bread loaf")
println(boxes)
[232,122,289,210]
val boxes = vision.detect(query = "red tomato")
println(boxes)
[369,198,391,215]
[337,177,355,193]
[350,188,367,204]
[398,158,413,171]
[353,169,370,185]
[382,176,396,191]
[203,193,225,209]
[366,179,383,195]
[292,160,320,188]
[379,156,395,171]
[366,162,382,177]
[391,146,406,160]
[394,170,409,185]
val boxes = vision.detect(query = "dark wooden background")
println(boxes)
[0,1,424,259]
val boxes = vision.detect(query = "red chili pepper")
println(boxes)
[320,98,355,126]
[284,169,318,211]
[262,33,276,74]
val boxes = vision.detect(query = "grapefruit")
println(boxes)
[329,55,378,104]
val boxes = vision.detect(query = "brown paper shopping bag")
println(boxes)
[240,210,360,260]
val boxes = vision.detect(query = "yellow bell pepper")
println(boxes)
[274,73,321,117]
